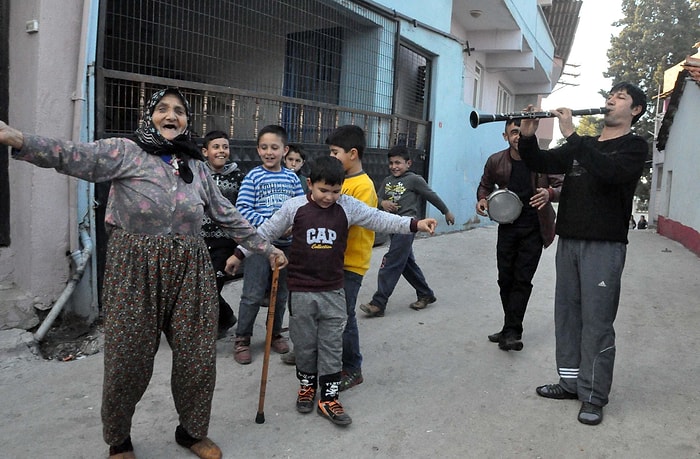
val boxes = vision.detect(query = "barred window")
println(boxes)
[100,0,401,144]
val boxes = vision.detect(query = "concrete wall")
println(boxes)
[655,82,700,256]
[0,0,560,329]
[2,0,84,328]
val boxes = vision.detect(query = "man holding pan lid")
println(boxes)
[476,118,563,352]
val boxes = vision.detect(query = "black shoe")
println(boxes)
[488,332,502,343]
[578,401,603,425]
[488,331,522,343]
[536,383,578,400]
[498,336,523,351]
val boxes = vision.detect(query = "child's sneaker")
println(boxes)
[296,385,316,414]
[339,369,363,392]
[359,302,384,317]
[271,335,290,354]
[317,400,352,426]
[409,295,437,310]
[233,337,251,365]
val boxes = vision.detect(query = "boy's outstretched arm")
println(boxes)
[416,218,438,235]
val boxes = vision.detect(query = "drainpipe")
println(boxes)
[34,223,93,342]
[33,0,94,342]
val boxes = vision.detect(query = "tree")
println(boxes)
[603,0,699,206]
[605,0,700,135]
[576,115,605,136]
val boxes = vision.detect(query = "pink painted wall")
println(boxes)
[4,0,84,319]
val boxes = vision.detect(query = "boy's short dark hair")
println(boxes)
[308,156,345,186]
[257,125,288,145]
[387,145,411,161]
[286,143,306,160]
[202,130,229,149]
[325,125,366,158]
[609,82,647,125]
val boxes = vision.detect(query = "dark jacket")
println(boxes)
[477,148,563,248]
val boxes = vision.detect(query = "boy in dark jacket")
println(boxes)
[200,130,247,337]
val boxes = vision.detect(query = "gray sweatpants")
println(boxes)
[289,290,347,376]
[554,238,627,407]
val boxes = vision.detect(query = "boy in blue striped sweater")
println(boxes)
[233,125,305,364]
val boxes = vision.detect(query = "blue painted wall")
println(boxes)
[375,0,523,233]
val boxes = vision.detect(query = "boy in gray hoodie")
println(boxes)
[360,145,454,317]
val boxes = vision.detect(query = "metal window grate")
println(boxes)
[102,0,397,113]
[97,0,430,165]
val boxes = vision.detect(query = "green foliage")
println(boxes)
[605,0,700,136]
[606,0,700,95]
[576,115,605,136]
[603,0,697,201]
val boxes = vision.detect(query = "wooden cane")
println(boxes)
[255,265,280,424]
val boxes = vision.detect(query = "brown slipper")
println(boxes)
[189,437,222,459]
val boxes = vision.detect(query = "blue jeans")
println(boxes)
[342,270,363,372]
[235,249,288,338]
[370,233,433,312]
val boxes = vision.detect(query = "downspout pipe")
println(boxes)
[33,0,96,341]
[34,224,93,342]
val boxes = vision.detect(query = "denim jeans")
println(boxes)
[235,249,289,338]
[342,270,363,372]
[370,233,433,312]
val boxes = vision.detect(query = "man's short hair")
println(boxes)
[504,118,521,133]
[610,82,647,125]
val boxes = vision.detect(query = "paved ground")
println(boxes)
[1,227,699,458]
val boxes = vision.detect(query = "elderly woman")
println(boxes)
[0,88,287,459]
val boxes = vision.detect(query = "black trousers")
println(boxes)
[207,241,238,330]
[496,224,544,338]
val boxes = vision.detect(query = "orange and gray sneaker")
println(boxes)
[296,385,316,414]
[317,399,352,425]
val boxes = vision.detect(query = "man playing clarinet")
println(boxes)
[518,82,648,426]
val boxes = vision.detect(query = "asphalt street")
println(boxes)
[1,226,699,458]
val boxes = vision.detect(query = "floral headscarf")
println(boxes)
[133,88,203,183]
